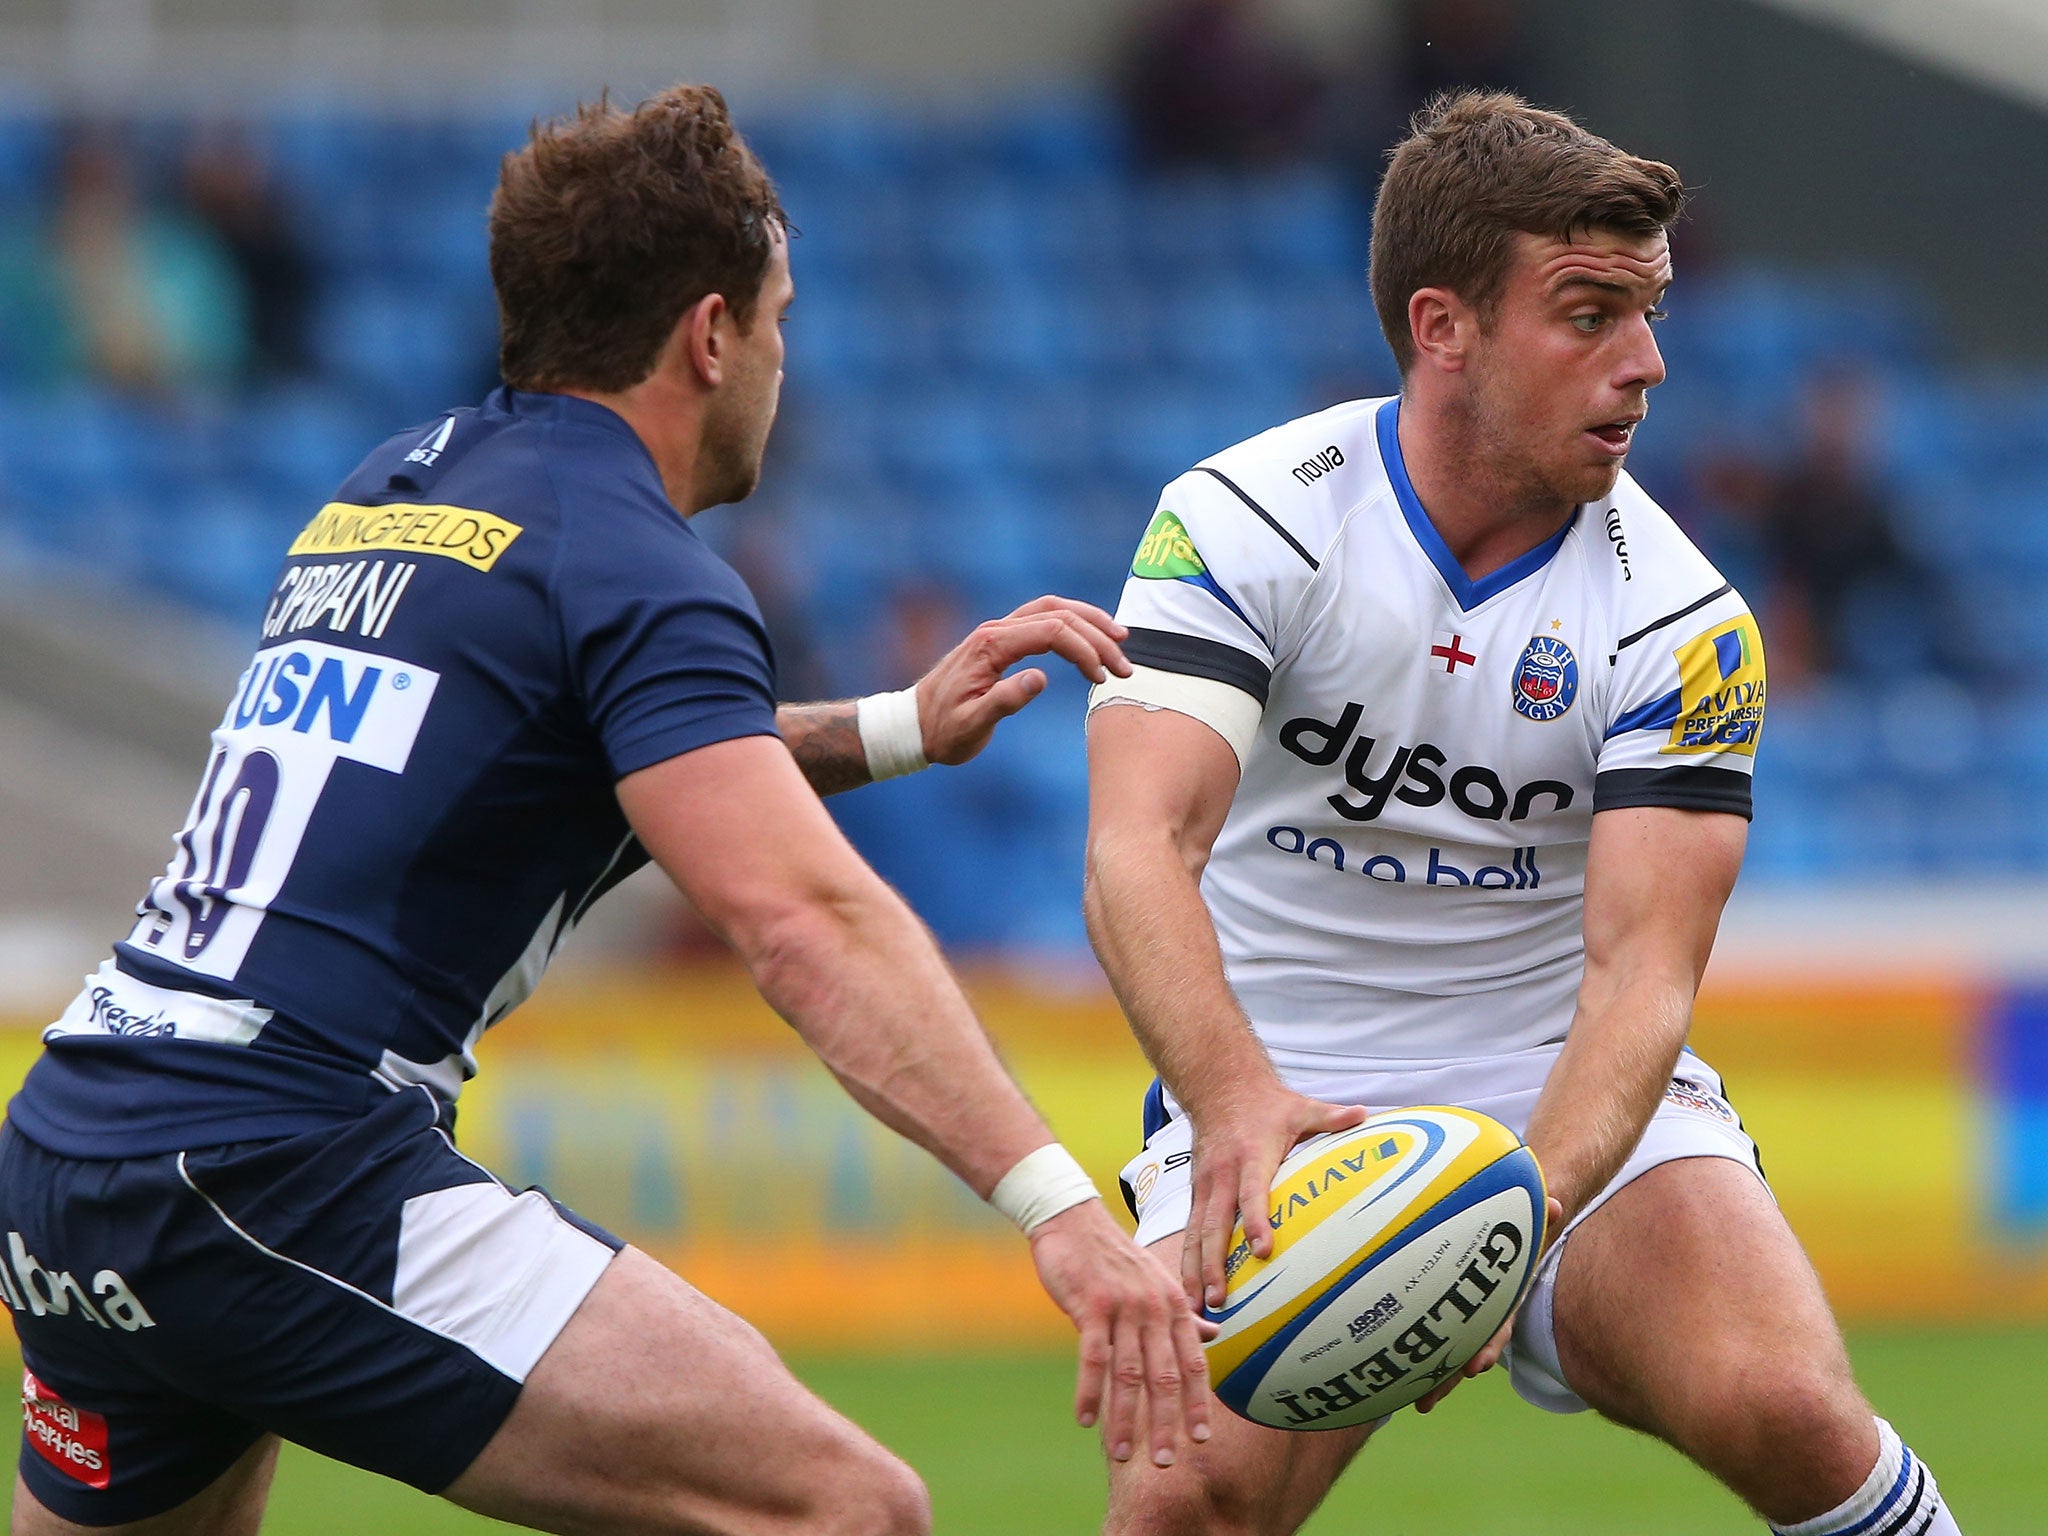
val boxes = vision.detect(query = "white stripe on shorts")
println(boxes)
[393,1182,615,1383]
[179,1151,614,1385]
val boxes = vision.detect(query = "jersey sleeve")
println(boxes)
[1106,468,1322,709]
[554,512,781,780]
[1595,587,1765,819]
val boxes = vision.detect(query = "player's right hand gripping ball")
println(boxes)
[1203,1106,1546,1429]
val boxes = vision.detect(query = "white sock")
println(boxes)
[1768,1418,1960,1536]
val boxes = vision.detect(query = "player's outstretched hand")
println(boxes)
[1184,1088,1370,1313]
[1028,1198,1213,1468]
[914,596,1132,767]
[1413,1193,1564,1416]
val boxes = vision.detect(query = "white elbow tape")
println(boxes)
[856,687,928,780]
[990,1144,1101,1235]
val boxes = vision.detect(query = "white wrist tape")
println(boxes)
[856,687,928,780]
[990,1144,1101,1235]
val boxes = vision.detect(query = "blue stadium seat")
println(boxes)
[1237,171,1365,278]
[1125,173,1244,275]
[975,91,1129,181]
[153,487,290,617]
[311,277,494,419]
[939,277,1066,382]
[871,388,1016,486]
[228,384,382,506]
[0,116,53,209]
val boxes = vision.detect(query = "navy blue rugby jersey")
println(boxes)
[11,388,779,1157]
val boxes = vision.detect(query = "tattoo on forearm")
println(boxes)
[777,701,871,797]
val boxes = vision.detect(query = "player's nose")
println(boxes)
[1614,318,1666,395]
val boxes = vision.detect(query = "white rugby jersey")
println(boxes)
[1093,396,1764,1071]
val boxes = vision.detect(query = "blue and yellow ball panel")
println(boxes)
[1203,1107,1546,1430]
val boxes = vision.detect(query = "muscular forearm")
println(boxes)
[775,701,871,797]
[1084,829,1279,1118]
[1523,966,1694,1225]
[745,881,1053,1198]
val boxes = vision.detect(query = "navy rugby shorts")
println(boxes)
[0,1089,621,1525]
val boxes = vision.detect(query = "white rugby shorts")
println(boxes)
[1119,1046,1764,1416]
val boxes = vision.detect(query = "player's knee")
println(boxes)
[815,1445,930,1536]
[1688,1360,1867,1477]
[1106,1468,1285,1536]
[1760,1380,1869,1468]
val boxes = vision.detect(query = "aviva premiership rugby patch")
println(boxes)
[1511,635,1578,722]
[1131,509,1206,579]
[1665,615,1765,755]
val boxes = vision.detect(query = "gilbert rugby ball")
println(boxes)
[1203,1106,1546,1430]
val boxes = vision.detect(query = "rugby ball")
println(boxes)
[1203,1106,1546,1430]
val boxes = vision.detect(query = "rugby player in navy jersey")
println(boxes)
[1,87,1210,1535]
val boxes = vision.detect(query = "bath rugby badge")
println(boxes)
[1512,635,1578,722]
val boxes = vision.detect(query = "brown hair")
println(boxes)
[1369,90,1684,374]
[491,84,787,393]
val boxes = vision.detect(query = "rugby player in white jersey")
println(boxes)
[1084,92,1962,1535]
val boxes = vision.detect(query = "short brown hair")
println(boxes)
[491,84,787,393]
[1369,90,1684,374]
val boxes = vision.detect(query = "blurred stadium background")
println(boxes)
[3,0,2047,1529]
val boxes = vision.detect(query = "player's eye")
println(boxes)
[1569,313,1604,334]
[1647,306,1669,324]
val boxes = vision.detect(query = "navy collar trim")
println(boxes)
[489,385,668,491]
[492,386,649,447]
[1374,397,1578,613]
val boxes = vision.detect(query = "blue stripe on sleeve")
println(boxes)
[1605,687,1684,739]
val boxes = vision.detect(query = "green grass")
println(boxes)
[45,1329,2048,1534]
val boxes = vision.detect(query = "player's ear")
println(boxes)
[1408,287,1470,375]
[678,292,728,388]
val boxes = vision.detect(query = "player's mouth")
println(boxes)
[1584,416,1643,457]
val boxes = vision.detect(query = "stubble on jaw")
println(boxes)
[698,383,777,509]
[1448,346,1594,521]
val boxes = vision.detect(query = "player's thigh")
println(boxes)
[1550,1155,1872,1466]
[445,1246,929,1536]
[1103,1236,1373,1536]
[10,1438,279,1536]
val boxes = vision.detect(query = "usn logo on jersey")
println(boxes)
[1664,616,1765,756]
[130,641,442,981]
[225,640,438,770]
[1510,637,1579,723]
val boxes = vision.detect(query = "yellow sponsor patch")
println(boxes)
[287,503,523,572]
[1664,613,1766,756]
[1131,508,1206,579]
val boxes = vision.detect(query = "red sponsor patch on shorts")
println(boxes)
[22,1370,110,1489]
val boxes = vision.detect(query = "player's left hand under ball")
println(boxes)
[1413,1192,1565,1416]
[1027,1197,1214,1469]
[915,596,1132,766]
